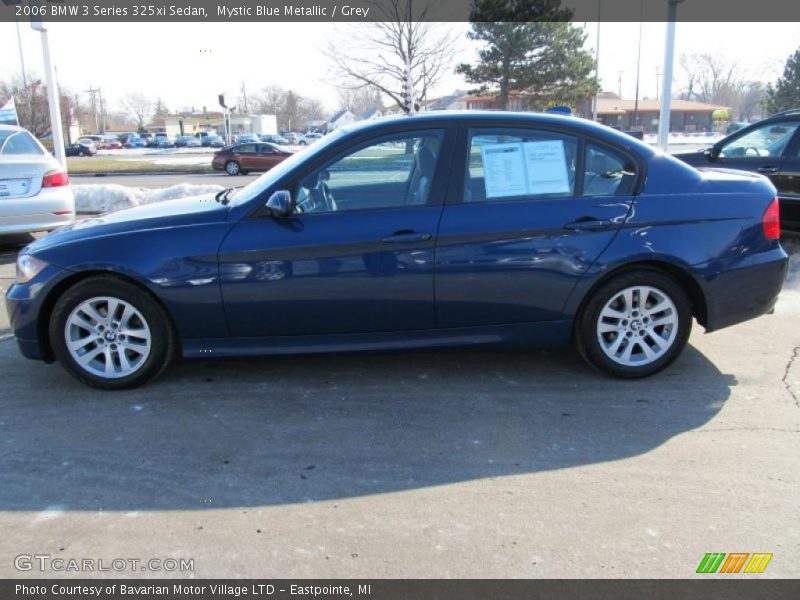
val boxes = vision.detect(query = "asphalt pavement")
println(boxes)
[0,234,798,578]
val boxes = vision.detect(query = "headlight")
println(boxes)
[16,255,49,284]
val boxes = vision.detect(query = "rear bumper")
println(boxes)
[0,187,75,234]
[701,246,789,332]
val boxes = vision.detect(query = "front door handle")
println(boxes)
[564,219,612,232]
[757,166,779,174]
[381,230,432,243]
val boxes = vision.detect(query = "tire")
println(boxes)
[299,141,307,146]
[575,270,692,378]
[50,276,176,390]
[78,151,85,157]
[225,160,241,175]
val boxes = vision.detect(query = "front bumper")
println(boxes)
[5,263,72,362]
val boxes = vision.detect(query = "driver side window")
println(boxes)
[719,121,799,159]
[295,130,444,214]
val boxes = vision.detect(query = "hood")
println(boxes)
[26,193,231,253]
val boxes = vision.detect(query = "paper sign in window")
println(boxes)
[480,143,527,198]
[480,139,570,198]
[522,140,571,195]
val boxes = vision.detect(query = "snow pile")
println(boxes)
[73,183,224,213]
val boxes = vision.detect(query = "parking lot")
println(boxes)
[0,234,798,578]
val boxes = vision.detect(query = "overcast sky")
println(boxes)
[1,21,798,115]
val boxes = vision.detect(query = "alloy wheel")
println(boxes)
[64,296,152,379]
[596,285,679,366]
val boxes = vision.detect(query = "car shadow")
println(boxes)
[0,343,735,511]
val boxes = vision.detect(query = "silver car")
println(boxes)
[0,125,75,235]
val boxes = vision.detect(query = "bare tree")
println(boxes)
[338,86,383,116]
[0,73,49,136]
[121,92,152,130]
[326,0,456,113]
[244,86,328,131]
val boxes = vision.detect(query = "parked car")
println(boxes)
[201,135,225,148]
[124,136,147,149]
[194,131,219,144]
[139,132,153,142]
[117,132,139,145]
[298,132,323,145]
[234,134,259,144]
[77,137,99,148]
[175,135,202,148]
[0,125,74,235]
[212,142,293,175]
[259,134,290,145]
[150,133,175,148]
[281,132,301,144]
[674,109,800,232]
[5,112,789,389]
[102,135,122,150]
[79,134,106,148]
[65,141,97,157]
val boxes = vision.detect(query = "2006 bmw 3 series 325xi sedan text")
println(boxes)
[6,112,789,389]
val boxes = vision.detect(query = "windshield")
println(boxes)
[229,128,348,207]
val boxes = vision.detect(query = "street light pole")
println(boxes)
[657,0,684,151]
[30,17,66,168]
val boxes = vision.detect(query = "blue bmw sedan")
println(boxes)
[6,112,789,388]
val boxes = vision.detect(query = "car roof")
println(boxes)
[339,110,655,154]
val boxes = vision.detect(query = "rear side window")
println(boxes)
[0,131,44,155]
[465,129,578,202]
[583,143,637,196]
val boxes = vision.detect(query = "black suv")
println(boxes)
[674,109,800,232]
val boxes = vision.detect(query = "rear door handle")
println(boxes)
[564,219,612,231]
[757,166,779,174]
[381,230,432,243]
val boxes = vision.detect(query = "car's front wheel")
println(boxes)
[225,160,241,175]
[576,270,692,378]
[50,277,176,389]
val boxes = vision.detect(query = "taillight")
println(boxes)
[762,197,781,240]
[42,171,70,188]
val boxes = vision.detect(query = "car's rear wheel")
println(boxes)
[576,270,692,378]
[78,151,85,157]
[225,160,241,175]
[50,277,176,389]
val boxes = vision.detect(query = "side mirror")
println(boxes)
[265,190,294,218]
[705,145,721,161]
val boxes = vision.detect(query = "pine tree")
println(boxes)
[456,0,596,110]
[765,48,800,114]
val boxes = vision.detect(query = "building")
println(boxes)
[594,94,729,133]
[148,112,277,137]
[327,109,356,130]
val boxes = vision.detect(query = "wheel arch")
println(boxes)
[571,260,708,336]
[36,269,181,362]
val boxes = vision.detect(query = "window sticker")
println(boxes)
[480,143,528,198]
[522,140,571,195]
[479,139,571,199]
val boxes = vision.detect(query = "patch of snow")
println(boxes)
[74,183,224,213]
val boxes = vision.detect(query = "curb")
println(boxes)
[71,171,215,178]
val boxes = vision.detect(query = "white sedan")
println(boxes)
[0,125,74,235]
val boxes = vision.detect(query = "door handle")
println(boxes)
[564,219,612,231]
[381,230,432,243]
[757,166,779,174]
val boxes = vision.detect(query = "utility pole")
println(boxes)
[85,87,99,133]
[633,4,643,129]
[655,67,661,101]
[617,70,624,98]
[240,82,249,113]
[98,88,106,133]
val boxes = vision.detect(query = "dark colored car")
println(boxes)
[201,135,226,148]
[260,134,290,145]
[212,142,293,175]
[175,135,202,148]
[674,109,800,231]
[65,142,96,157]
[6,112,788,389]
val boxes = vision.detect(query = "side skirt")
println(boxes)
[182,320,573,359]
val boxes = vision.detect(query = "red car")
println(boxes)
[212,142,293,176]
